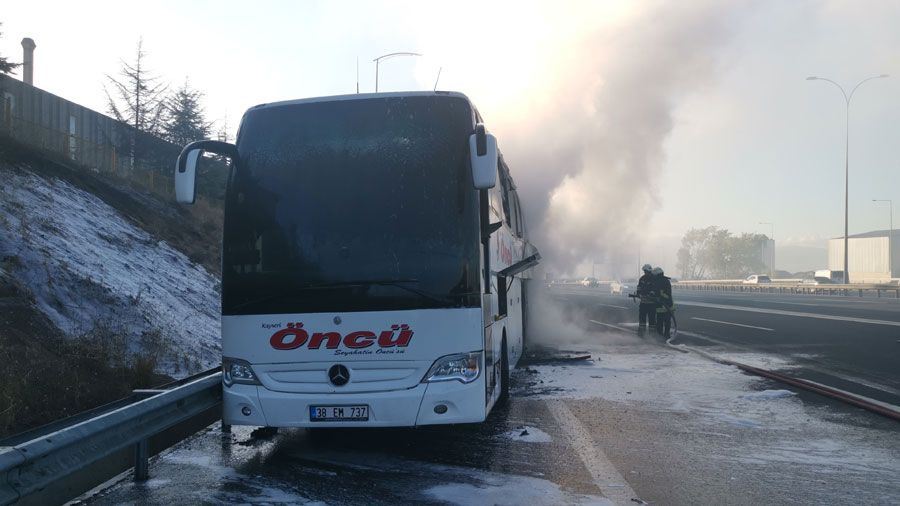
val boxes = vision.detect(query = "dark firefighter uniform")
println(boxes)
[636,269,657,329]
[653,269,674,338]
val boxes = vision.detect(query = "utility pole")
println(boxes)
[373,52,422,92]
[807,74,889,284]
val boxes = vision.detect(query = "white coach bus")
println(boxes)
[175,91,539,427]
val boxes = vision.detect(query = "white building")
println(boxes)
[761,238,775,276]
[827,230,899,283]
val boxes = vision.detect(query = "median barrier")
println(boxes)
[673,281,900,298]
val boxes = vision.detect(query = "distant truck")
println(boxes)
[814,270,845,284]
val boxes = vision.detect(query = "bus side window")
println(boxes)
[497,275,508,317]
[508,191,518,234]
[489,185,502,219]
[499,159,512,228]
[511,190,524,238]
[517,195,526,237]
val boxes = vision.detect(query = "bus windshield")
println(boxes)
[222,95,481,315]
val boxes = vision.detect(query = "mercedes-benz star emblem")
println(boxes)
[328,364,350,386]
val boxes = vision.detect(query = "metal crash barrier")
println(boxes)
[672,281,900,298]
[0,370,221,505]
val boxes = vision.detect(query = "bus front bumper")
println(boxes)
[223,379,487,428]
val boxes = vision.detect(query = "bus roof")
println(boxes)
[248,91,473,112]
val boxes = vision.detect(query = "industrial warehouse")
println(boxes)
[828,230,899,283]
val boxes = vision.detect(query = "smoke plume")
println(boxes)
[490,2,744,276]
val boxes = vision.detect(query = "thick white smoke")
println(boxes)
[490,2,745,276]
[412,1,745,276]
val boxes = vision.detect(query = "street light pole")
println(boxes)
[759,222,774,277]
[873,199,893,279]
[373,52,422,92]
[807,74,889,284]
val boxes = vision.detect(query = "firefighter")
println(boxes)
[636,264,657,333]
[652,267,674,338]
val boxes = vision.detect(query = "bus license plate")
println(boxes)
[309,405,369,422]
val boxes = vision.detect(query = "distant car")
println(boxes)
[743,274,772,284]
[609,281,629,294]
[580,277,599,287]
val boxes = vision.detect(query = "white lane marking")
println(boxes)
[597,304,628,310]
[588,320,632,333]
[547,399,638,505]
[677,290,897,306]
[679,301,900,327]
[690,317,774,331]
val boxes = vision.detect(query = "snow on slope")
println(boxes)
[0,163,220,374]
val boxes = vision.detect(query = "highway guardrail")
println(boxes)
[673,281,900,298]
[0,369,222,505]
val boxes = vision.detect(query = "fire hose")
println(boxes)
[665,333,900,422]
[621,293,897,421]
[628,293,678,338]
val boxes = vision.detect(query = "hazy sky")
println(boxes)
[2,0,898,274]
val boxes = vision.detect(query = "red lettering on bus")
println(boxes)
[309,332,342,349]
[269,323,308,350]
[269,323,414,350]
[344,331,376,348]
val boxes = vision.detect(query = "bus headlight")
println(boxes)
[223,358,261,387]
[423,352,481,384]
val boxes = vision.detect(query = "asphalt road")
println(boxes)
[84,290,900,506]
[552,285,900,408]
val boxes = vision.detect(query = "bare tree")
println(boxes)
[104,38,167,135]
[0,23,20,75]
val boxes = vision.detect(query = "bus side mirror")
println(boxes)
[469,124,497,189]
[175,140,238,204]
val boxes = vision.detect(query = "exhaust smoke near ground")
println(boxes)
[526,285,634,349]
[419,1,744,277]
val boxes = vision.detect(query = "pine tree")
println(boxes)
[104,38,167,135]
[0,23,20,75]
[163,80,212,146]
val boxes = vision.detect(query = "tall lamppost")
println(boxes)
[873,199,893,279]
[806,74,889,284]
[759,221,774,277]
[373,52,422,92]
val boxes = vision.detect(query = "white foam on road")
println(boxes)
[302,447,612,505]
[501,426,553,443]
[740,389,797,401]
[519,342,899,490]
[159,447,325,505]
[424,472,611,506]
